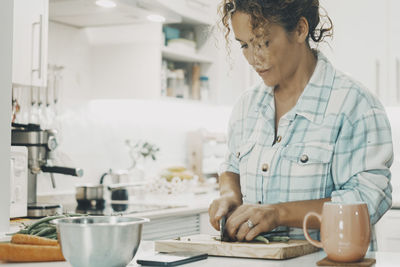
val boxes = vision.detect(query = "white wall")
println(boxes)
[47,22,93,108]
[91,43,161,99]
[0,0,13,233]
[89,23,162,99]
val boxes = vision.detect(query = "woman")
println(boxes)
[208,0,393,250]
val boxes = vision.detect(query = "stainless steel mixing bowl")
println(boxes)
[54,216,149,267]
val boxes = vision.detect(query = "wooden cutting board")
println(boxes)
[155,234,320,260]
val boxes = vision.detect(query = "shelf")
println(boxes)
[138,0,215,26]
[162,46,213,63]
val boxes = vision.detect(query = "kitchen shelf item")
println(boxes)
[54,216,149,267]
[167,38,197,54]
[155,234,320,260]
[200,75,210,101]
[187,130,226,180]
[162,46,212,63]
[163,26,180,43]
[75,184,105,207]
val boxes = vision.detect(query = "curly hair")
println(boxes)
[218,0,333,51]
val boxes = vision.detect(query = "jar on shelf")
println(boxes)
[200,76,210,102]
[174,69,186,98]
[161,60,168,97]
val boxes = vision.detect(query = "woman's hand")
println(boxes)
[225,204,280,241]
[208,194,242,231]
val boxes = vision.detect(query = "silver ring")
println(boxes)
[246,219,254,229]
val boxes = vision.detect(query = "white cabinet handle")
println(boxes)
[375,60,380,98]
[31,15,43,80]
[396,58,400,103]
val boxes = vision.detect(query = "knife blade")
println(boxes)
[219,216,226,241]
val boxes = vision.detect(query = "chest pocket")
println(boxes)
[280,142,334,200]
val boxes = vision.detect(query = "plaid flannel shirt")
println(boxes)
[219,52,393,250]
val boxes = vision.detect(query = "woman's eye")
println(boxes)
[265,41,269,47]
[240,44,248,49]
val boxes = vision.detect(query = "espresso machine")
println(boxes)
[11,123,83,217]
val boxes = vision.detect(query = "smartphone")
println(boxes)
[136,251,208,266]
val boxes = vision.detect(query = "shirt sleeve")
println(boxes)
[218,97,244,176]
[331,108,393,225]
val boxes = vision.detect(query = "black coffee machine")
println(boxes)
[11,123,83,217]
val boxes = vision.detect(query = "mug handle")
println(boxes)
[303,212,323,248]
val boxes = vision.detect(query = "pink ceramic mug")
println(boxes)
[303,202,371,262]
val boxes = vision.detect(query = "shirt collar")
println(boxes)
[254,51,335,124]
[255,83,273,114]
[292,51,335,124]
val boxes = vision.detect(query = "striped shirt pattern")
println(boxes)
[219,52,393,250]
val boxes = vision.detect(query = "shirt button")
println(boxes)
[300,154,309,163]
[236,152,240,158]
[276,135,282,143]
[261,163,269,172]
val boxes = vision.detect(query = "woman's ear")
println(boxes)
[295,17,309,43]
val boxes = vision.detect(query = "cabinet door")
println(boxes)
[12,0,48,87]
[388,0,400,105]
[319,0,387,102]
[375,209,400,252]
[30,0,48,87]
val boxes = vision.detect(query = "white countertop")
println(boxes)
[0,241,399,266]
[3,190,400,266]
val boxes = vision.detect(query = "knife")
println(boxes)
[219,216,227,241]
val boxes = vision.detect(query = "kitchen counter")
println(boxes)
[0,241,399,266]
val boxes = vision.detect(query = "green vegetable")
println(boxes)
[30,228,43,235]
[26,215,65,233]
[254,235,269,244]
[253,235,290,243]
[34,227,56,237]
[44,233,58,240]
[10,214,88,239]
[28,223,50,234]
[268,236,290,242]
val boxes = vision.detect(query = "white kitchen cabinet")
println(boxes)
[375,209,400,252]
[200,212,219,235]
[319,0,400,106]
[12,0,48,88]
[0,0,13,234]
[387,0,400,105]
[142,212,217,240]
[142,214,201,240]
[319,0,387,101]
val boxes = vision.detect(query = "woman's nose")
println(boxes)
[250,49,264,68]
[246,48,257,66]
